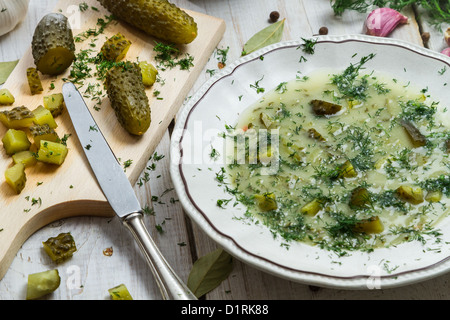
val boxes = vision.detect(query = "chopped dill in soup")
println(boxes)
[224,55,450,254]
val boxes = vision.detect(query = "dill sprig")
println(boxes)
[330,53,375,102]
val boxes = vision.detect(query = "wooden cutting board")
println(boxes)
[0,0,225,279]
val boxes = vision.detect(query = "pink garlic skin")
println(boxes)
[365,8,408,37]
[441,48,450,57]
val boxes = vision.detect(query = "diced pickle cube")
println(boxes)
[425,190,442,203]
[32,105,58,129]
[254,193,278,211]
[108,284,133,300]
[349,187,371,209]
[0,106,36,129]
[396,185,424,205]
[43,93,65,117]
[400,119,426,148]
[30,124,59,146]
[301,199,323,216]
[37,140,68,165]
[354,216,384,234]
[307,128,326,141]
[338,160,357,178]
[100,33,131,62]
[26,67,44,95]
[139,61,158,87]
[260,112,274,128]
[0,88,15,105]
[26,269,60,300]
[310,99,342,116]
[12,150,37,168]
[42,232,77,263]
[5,162,26,194]
[2,128,31,155]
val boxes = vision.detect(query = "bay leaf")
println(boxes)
[0,60,19,85]
[187,248,233,298]
[242,19,285,56]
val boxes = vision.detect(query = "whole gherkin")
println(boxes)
[105,62,151,135]
[97,0,198,44]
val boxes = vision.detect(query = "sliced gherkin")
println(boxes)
[0,106,36,129]
[42,233,77,263]
[12,150,37,168]
[26,68,44,95]
[0,88,15,105]
[31,13,75,75]
[43,93,65,117]
[30,123,59,146]
[139,61,158,87]
[2,128,31,155]
[5,162,27,194]
[26,269,61,300]
[100,33,132,62]
[108,284,133,300]
[105,62,151,135]
[98,0,198,44]
[37,140,69,165]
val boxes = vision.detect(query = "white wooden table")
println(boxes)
[0,0,449,300]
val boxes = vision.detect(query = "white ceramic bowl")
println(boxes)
[170,34,450,289]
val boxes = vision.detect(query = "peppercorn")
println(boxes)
[269,11,280,23]
[319,26,328,35]
[421,32,430,45]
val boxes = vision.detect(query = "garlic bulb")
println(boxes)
[365,7,408,37]
[0,0,29,37]
[441,48,450,57]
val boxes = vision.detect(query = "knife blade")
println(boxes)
[62,82,196,300]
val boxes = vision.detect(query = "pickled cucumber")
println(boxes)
[5,163,26,194]
[0,88,15,105]
[396,185,424,205]
[0,106,35,129]
[26,67,44,95]
[100,33,132,62]
[98,0,198,44]
[105,62,151,135]
[139,61,158,87]
[42,233,77,263]
[26,269,61,300]
[43,93,65,117]
[31,13,75,75]
[301,199,323,216]
[310,99,342,116]
[2,129,31,155]
[108,284,133,300]
[354,216,384,234]
[254,193,277,211]
[30,124,59,146]
[37,140,68,165]
[12,150,37,168]
[32,105,58,129]
[399,119,427,148]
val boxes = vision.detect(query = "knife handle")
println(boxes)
[122,212,197,300]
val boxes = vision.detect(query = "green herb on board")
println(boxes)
[242,19,285,56]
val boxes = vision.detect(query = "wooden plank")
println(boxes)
[0,0,225,283]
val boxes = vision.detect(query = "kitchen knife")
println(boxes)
[62,82,196,300]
